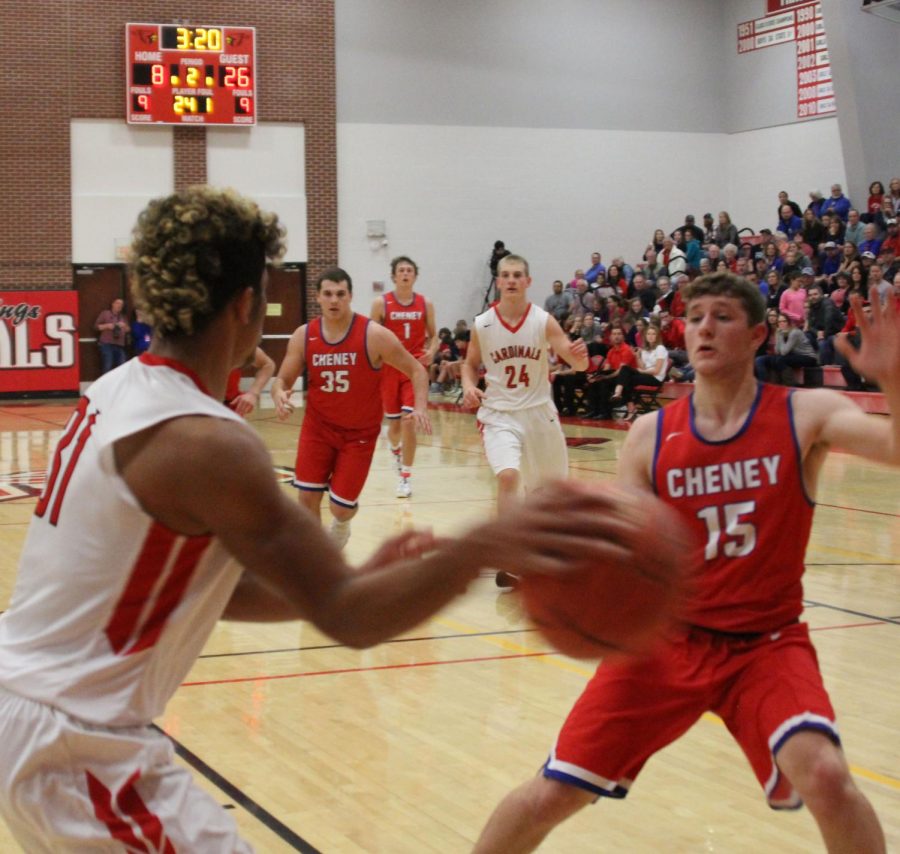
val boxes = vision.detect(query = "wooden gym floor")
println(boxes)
[0,396,898,852]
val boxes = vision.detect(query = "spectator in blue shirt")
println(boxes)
[584,252,606,285]
[857,223,883,258]
[776,204,803,240]
[820,183,852,222]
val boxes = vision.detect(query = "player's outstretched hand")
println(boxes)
[472,480,650,578]
[273,389,295,420]
[461,386,485,410]
[231,391,258,417]
[835,289,900,389]
[358,528,444,574]
[403,408,433,435]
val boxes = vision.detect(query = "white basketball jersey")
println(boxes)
[476,303,552,411]
[0,355,246,726]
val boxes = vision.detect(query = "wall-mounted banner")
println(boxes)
[766,0,813,13]
[0,291,80,394]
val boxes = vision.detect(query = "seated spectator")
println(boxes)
[880,245,899,283]
[622,298,647,331]
[819,241,842,279]
[578,314,604,346]
[836,242,860,279]
[660,235,686,276]
[779,190,804,220]
[592,273,614,300]
[566,268,586,289]
[569,279,594,318]
[608,323,669,422]
[584,251,605,284]
[714,211,739,248]
[857,223,883,258]
[865,180,886,220]
[778,270,808,326]
[762,240,782,273]
[652,276,673,313]
[698,257,713,276]
[453,318,470,342]
[867,262,890,301]
[805,282,844,365]
[800,208,827,249]
[843,208,865,246]
[682,231,702,272]
[657,308,689,376]
[753,255,769,281]
[544,279,571,322]
[701,212,716,245]
[648,228,666,254]
[829,271,851,310]
[835,300,877,390]
[705,244,722,269]
[606,264,628,297]
[776,203,803,239]
[754,313,818,385]
[757,307,779,361]
[807,190,825,219]
[780,244,807,280]
[722,243,739,272]
[887,177,900,216]
[551,353,585,417]
[820,183,851,222]
[766,269,787,311]
[881,217,900,256]
[669,273,688,317]
[673,214,704,244]
[734,257,750,278]
[641,248,664,283]
[611,256,634,284]
[629,271,658,312]
[429,328,459,390]
[582,325,637,420]
[849,262,868,297]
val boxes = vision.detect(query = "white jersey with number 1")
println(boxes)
[476,303,552,411]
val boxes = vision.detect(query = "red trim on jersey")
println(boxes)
[86,771,151,852]
[35,396,89,519]
[105,523,211,656]
[494,302,532,334]
[86,770,175,853]
[139,353,212,398]
[48,412,97,527]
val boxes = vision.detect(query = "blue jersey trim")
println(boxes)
[689,381,764,445]
[786,389,816,507]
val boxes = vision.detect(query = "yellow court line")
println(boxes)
[433,614,900,792]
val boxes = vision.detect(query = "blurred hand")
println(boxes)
[461,386,485,410]
[231,391,258,417]
[273,388,295,420]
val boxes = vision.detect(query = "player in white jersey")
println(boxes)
[0,188,643,852]
[462,254,589,589]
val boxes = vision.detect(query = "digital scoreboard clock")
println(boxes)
[126,23,256,126]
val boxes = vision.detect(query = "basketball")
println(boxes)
[521,488,695,660]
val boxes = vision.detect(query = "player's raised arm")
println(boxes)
[460,328,486,409]
[270,326,306,419]
[369,322,432,435]
[545,314,589,371]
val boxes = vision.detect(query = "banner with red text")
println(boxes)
[0,291,80,393]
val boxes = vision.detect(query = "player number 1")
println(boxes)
[696,501,756,560]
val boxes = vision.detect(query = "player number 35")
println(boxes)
[320,370,349,393]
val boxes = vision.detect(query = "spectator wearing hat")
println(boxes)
[881,217,900,257]
[820,183,852,222]
[819,241,842,278]
[673,215,704,244]
[843,208,865,247]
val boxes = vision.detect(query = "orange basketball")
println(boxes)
[521,489,695,660]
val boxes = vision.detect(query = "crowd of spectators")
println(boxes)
[539,178,900,412]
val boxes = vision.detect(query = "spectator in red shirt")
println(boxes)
[583,325,637,419]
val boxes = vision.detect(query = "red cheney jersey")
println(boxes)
[305,314,383,430]
[653,384,814,633]
[383,291,427,358]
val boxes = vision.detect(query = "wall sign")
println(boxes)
[126,23,256,126]
[0,291,80,394]
[736,3,834,119]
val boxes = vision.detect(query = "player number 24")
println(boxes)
[696,500,756,560]
[320,370,349,393]
[503,364,530,389]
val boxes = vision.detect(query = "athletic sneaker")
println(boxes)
[495,571,520,592]
[396,475,412,498]
[330,520,351,550]
[429,382,443,394]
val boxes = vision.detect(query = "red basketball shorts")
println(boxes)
[293,413,380,508]
[544,621,837,809]
[380,365,414,418]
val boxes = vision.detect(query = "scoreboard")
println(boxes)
[126,23,256,126]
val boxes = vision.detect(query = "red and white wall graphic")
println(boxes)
[0,290,80,394]
[737,2,835,119]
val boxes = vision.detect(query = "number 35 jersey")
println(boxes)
[475,303,552,411]
[652,383,814,634]
[0,354,246,726]
[305,313,383,430]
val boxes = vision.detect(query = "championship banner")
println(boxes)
[0,290,80,394]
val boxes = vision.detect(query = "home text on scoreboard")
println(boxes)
[126,23,256,126]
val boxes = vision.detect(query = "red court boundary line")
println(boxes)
[181,650,554,687]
